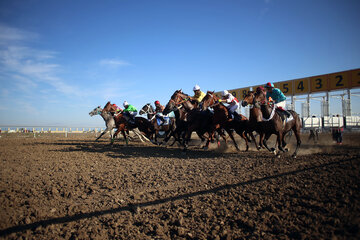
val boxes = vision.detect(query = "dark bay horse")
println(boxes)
[139,103,177,145]
[164,90,222,150]
[252,91,302,158]
[102,102,153,145]
[241,91,266,150]
[201,91,254,151]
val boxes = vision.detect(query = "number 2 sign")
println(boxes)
[329,71,349,90]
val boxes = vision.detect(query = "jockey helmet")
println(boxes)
[221,90,229,97]
[193,84,200,91]
[265,82,274,88]
[123,101,129,107]
[154,100,160,105]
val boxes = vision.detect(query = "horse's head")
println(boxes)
[89,106,102,117]
[242,91,256,107]
[201,91,218,110]
[139,103,154,115]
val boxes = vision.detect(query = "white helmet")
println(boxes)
[222,90,229,97]
[193,84,200,91]
[123,101,129,107]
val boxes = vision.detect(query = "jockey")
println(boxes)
[192,84,206,107]
[111,103,122,115]
[154,100,166,124]
[218,90,241,120]
[123,101,137,124]
[264,82,290,118]
[154,100,165,113]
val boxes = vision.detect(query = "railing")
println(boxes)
[0,126,106,137]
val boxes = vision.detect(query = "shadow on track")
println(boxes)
[1,156,358,237]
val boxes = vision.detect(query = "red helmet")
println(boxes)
[265,82,274,88]
[154,100,160,105]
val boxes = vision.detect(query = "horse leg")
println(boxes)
[291,122,302,158]
[112,128,122,145]
[95,128,108,141]
[237,130,249,151]
[248,130,260,150]
[121,130,128,145]
[263,133,275,154]
[225,127,240,151]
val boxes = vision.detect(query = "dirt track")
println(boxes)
[0,133,360,239]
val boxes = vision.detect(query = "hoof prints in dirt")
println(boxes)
[0,136,360,239]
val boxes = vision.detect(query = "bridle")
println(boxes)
[169,92,191,107]
[140,103,154,115]
[205,93,221,108]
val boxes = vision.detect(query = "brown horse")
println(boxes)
[164,90,223,150]
[241,91,266,149]
[139,103,177,145]
[201,91,254,151]
[102,102,153,145]
[252,91,302,158]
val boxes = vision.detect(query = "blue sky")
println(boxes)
[0,0,359,127]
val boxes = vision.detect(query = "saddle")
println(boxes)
[275,107,293,122]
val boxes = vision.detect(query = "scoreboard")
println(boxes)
[215,68,360,99]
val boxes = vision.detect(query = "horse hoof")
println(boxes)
[277,154,281,159]
[292,154,297,158]
[284,148,289,152]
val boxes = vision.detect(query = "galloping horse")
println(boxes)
[164,90,222,150]
[201,91,254,151]
[241,91,266,150]
[89,106,116,141]
[102,102,152,145]
[139,103,177,145]
[89,106,146,143]
[252,91,301,158]
[139,103,156,120]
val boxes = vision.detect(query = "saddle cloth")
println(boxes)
[156,116,170,126]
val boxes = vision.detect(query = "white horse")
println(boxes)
[89,106,149,143]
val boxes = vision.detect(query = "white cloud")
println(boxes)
[99,59,131,68]
[0,24,38,43]
[0,25,78,96]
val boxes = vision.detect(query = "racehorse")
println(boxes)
[89,106,116,141]
[89,106,147,143]
[241,91,266,150]
[164,90,223,150]
[139,103,156,120]
[102,102,152,145]
[201,91,254,151]
[139,103,177,145]
[252,91,302,158]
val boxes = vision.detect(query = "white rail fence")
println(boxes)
[0,126,106,137]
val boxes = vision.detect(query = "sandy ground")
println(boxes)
[0,132,359,239]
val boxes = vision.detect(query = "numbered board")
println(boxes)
[294,78,309,95]
[275,81,293,96]
[329,71,350,90]
[237,88,251,100]
[215,68,359,99]
[310,75,328,93]
[351,69,360,88]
